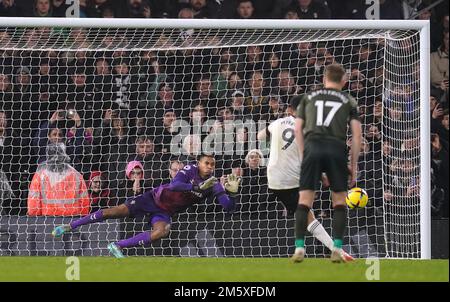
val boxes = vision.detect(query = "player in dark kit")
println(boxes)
[292,63,362,263]
[52,154,241,258]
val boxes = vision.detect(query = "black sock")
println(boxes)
[295,204,310,247]
[332,205,347,248]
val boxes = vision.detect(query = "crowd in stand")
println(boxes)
[0,0,448,219]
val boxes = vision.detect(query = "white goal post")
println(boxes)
[0,18,430,259]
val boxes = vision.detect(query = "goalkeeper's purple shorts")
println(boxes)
[124,190,171,225]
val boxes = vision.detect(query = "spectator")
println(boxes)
[100,4,114,17]
[52,0,70,17]
[371,98,383,126]
[431,94,445,135]
[92,57,113,110]
[111,58,140,118]
[33,0,53,17]
[298,43,335,91]
[0,110,29,215]
[65,66,99,125]
[168,159,184,180]
[365,123,382,153]
[351,43,376,80]
[178,6,194,18]
[152,82,181,118]
[241,45,264,80]
[31,116,64,161]
[96,109,133,179]
[290,0,331,19]
[383,105,403,149]
[11,67,36,133]
[382,140,393,190]
[211,63,231,99]
[239,149,271,216]
[88,171,112,213]
[35,108,86,169]
[259,94,284,122]
[124,160,150,197]
[129,135,164,187]
[249,0,292,19]
[432,13,449,52]
[179,0,218,19]
[190,76,223,117]
[209,107,237,170]
[245,71,270,120]
[177,134,202,165]
[216,107,234,124]
[415,3,442,52]
[132,51,157,105]
[0,0,23,16]
[430,30,449,96]
[85,0,113,18]
[286,42,312,84]
[33,58,59,103]
[129,110,148,138]
[188,104,207,126]
[378,0,406,19]
[116,0,152,18]
[0,73,13,113]
[13,67,31,100]
[0,169,15,215]
[431,133,449,217]
[401,130,419,158]
[227,72,245,95]
[276,70,301,105]
[220,49,239,65]
[153,109,178,156]
[0,32,12,57]
[236,0,255,19]
[264,49,282,86]
[348,68,369,100]
[229,90,249,121]
[332,0,403,19]
[347,135,371,187]
[284,8,299,19]
[27,143,90,216]
[440,110,449,145]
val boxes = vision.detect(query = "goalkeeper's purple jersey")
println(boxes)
[151,164,234,215]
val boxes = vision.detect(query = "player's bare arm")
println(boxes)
[349,119,362,188]
[257,127,268,141]
[295,117,304,162]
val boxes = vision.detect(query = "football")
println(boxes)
[345,187,369,209]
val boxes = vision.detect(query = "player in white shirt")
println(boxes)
[257,97,353,261]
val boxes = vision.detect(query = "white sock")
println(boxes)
[307,219,334,251]
[294,247,304,254]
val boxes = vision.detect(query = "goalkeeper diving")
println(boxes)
[52,154,241,258]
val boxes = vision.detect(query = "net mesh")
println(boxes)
[0,25,422,258]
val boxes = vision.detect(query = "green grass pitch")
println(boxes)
[0,257,447,282]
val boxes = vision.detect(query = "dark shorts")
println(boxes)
[124,190,171,225]
[270,188,299,216]
[300,136,348,192]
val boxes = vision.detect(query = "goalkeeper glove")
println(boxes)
[193,176,218,192]
[224,174,241,195]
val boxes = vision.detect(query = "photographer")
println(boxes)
[431,29,449,100]
[31,108,86,173]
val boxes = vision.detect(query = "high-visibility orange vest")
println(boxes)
[27,166,90,216]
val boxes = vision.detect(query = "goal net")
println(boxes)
[0,19,430,258]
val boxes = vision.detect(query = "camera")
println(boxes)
[55,110,76,130]
[57,109,76,120]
